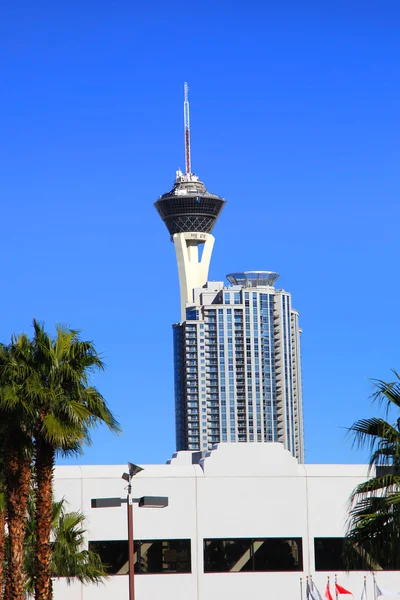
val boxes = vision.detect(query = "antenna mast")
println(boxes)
[184,82,191,175]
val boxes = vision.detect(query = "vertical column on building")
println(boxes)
[255,291,263,442]
[234,295,246,442]
[283,294,294,455]
[217,306,226,444]
[227,302,235,442]
[291,309,304,462]
[244,291,253,441]
[173,324,187,450]
[184,321,200,450]
[204,307,219,449]
[273,292,286,447]
[260,291,274,443]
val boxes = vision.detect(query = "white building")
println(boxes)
[52,443,397,600]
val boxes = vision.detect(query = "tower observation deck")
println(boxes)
[154,171,225,236]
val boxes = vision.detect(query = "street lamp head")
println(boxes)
[91,497,123,508]
[128,462,144,477]
[138,496,169,509]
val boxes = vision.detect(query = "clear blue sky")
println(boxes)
[1,1,399,466]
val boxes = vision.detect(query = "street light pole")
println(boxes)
[127,482,135,600]
[123,462,144,600]
[91,462,168,600]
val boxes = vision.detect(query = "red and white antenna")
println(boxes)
[184,82,191,175]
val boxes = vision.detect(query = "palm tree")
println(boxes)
[0,488,5,600]
[30,321,120,600]
[0,432,6,600]
[346,371,400,569]
[0,321,119,600]
[24,496,107,596]
[0,334,36,600]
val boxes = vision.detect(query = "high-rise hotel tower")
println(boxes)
[155,84,304,462]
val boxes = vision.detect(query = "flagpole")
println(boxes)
[335,574,338,600]
[372,574,377,600]
[364,575,368,600]
[300,577,303,600]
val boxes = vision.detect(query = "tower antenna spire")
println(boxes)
[184,82,191,176]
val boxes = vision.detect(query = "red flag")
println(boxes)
[325,582,334,600]
[335,583,353,596]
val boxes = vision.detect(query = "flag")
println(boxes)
[306,579,323,600]
[336,583,353,596]
[360,579,367,600]
[307,579,319,600]
[310,586,322,600]
[312,580,323,600]
[325,581,334,600]
[375,583,400,597]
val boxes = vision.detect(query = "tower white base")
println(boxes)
[173,232,215,322]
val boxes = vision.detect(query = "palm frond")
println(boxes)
[348,417,400,469]
[372,372,400,414]
[350,473,400,502]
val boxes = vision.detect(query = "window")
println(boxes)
[314,538,376,571]
[89,539,191,574]
[314,538,348,571]
[204,539,253,573]
[186,309,198,321]
[204,538,303,572]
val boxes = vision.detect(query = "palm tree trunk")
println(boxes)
[34,439,54,600]
[0,500,5,600]
[4,443,32,600]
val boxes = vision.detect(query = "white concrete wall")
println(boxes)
[52,444,399,600]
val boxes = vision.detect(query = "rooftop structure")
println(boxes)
[226,271,280,288]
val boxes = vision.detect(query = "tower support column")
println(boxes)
[173,232,215,322]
